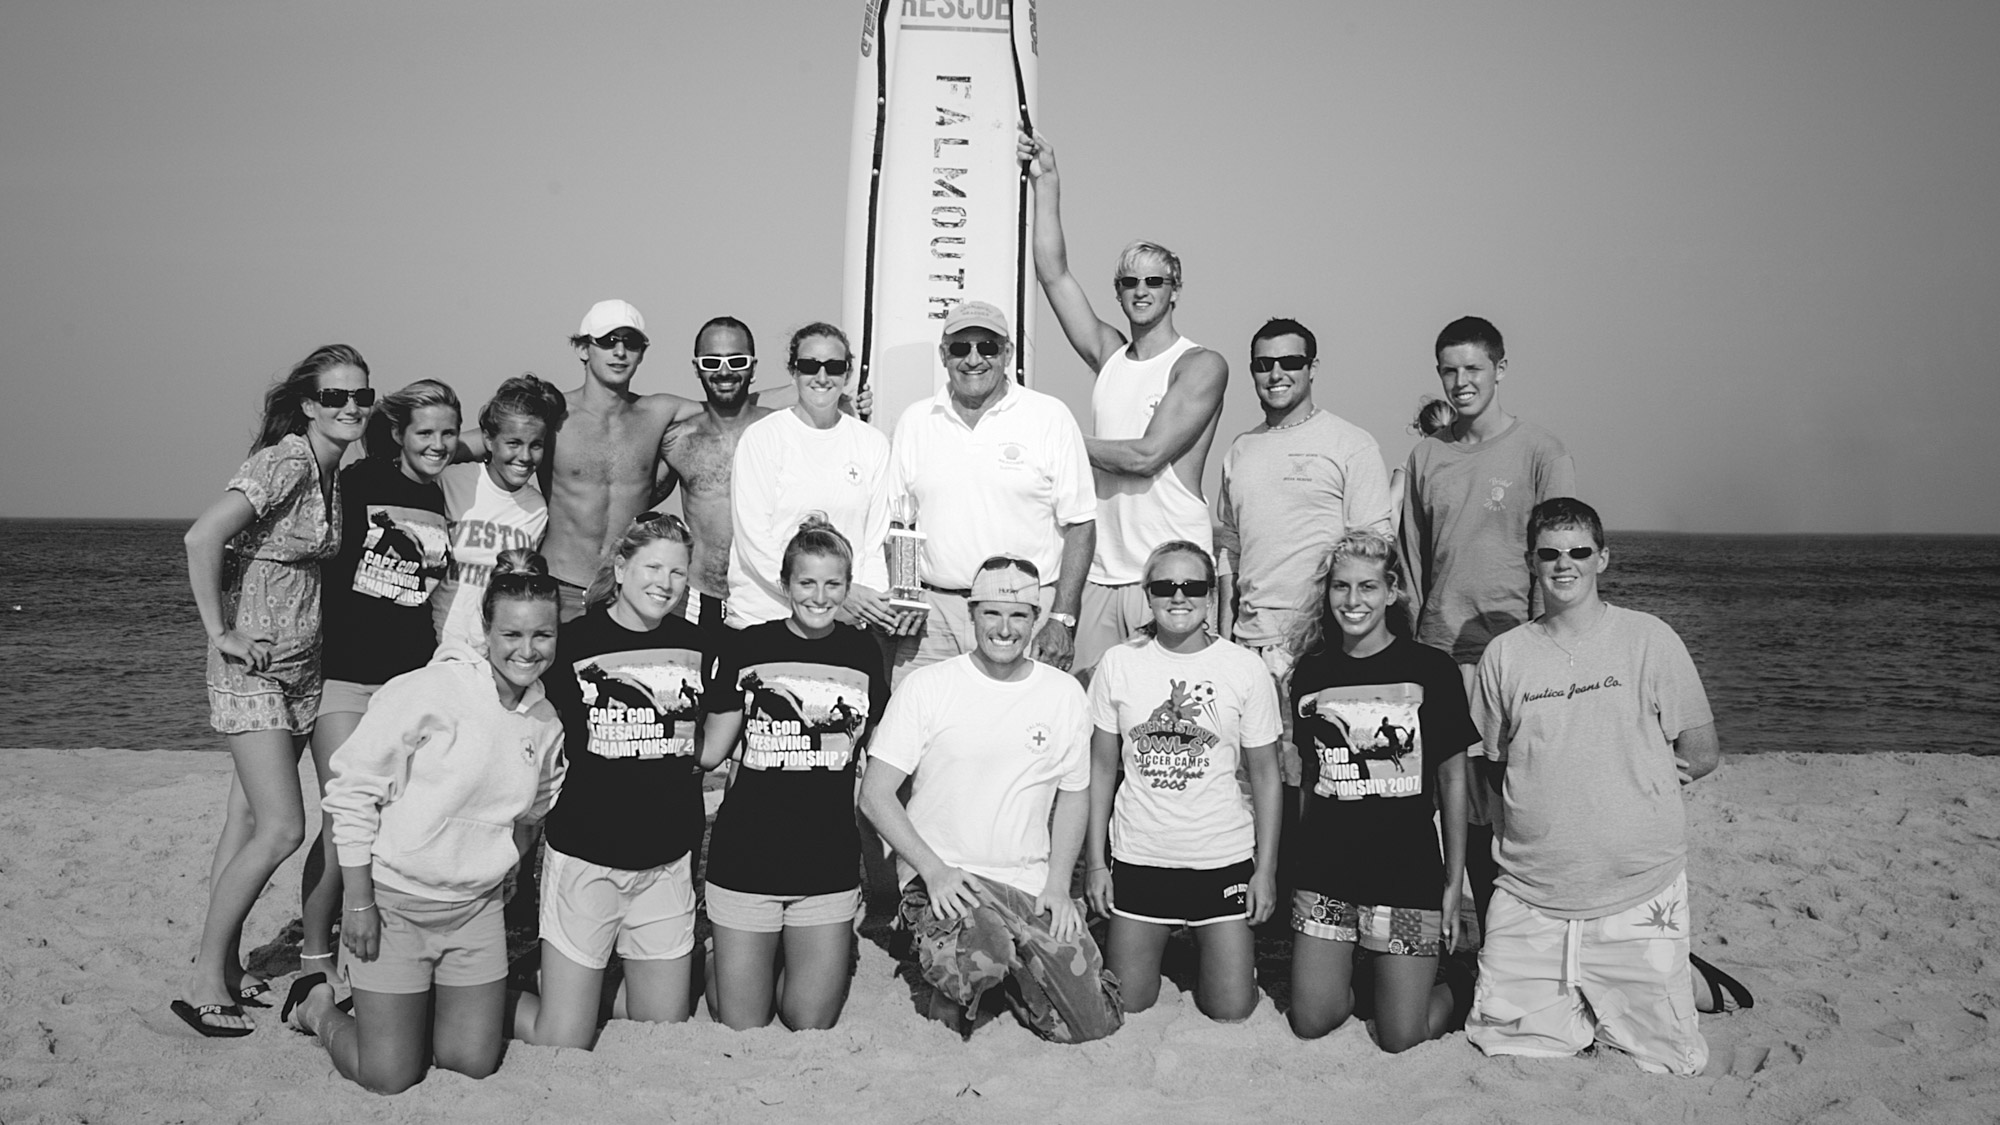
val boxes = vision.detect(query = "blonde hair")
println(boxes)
[1286,531,1411,663]
[583,512,694,610]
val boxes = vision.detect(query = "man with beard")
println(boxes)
[659,316,773,627]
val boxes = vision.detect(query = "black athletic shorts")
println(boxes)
[1110,858,1254,927]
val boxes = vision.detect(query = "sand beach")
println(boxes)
[0,748,1994,1124]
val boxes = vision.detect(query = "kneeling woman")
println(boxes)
[705,517,889,1030]
[1286,530,1476,1051]
[286,551,566,1094]
[1085,541,1283,1021]
[511,513,743,1048]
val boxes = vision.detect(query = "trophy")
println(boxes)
[886,495,930,615]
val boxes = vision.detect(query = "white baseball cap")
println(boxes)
[578,299,646,338]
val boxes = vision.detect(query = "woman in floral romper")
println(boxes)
[174,345,371,1037]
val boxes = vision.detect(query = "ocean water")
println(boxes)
[1,520,1996,754]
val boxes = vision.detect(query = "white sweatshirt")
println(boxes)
[323,660,565,901]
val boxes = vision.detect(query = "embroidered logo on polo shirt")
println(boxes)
[999,443,1025,464]
[843,462,861,484]
[1025,722,1053,754]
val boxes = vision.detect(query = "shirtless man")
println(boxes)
[657,316,772,625]
[1019,130,1228,676]
[529,300,711,622]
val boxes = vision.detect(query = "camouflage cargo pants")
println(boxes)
[899,875,1123,1044]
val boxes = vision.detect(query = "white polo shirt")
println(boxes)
[887,383,1095,590]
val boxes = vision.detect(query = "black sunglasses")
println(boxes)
[945,340,1005,358]
[1116,275,1171,290]
[1145,578,1213,599]
[794,358,851,376]
[592,332,649,352]
[313,387,376,409]
[1249,355,1311,373]
[695,354,753,372]
[1533,546,1599,562]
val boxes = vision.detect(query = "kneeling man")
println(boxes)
[1466,498,1720,1075]
[861,556,1123,1043]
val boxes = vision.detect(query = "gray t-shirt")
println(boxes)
[1400,419,1575,664]
[1216,410,1392,647]
[1471,605,1713,918]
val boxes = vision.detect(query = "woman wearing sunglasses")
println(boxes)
[298,379,461,990]
[725,323,898,632]
[1285,530,1475,1051]
[176,345,372,1036]
[432,374,563,662]
[1083,540,1282,1022]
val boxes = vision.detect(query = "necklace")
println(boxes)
[1267,405,1316,432]
[1540,603,1609,667]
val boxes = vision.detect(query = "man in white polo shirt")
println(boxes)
[885,301,1096,684]
[861,556,1123,1043]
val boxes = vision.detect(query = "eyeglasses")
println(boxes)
[1533,546,1599,562]
[945,340,1005,358]
[1145,578,1213,599]
[793,358,851,377]
[695,354,754,372]
[1116,275,1171,291]
[313,387,377,409]
[1248,355,1311,373]
[591,332,649,352]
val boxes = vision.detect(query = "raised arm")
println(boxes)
[1084,349,1227,477]
[1019,130,1126,373]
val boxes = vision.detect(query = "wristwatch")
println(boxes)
[1047,612,1078,629]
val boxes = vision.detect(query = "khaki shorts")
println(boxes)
[538,845,696,969]
[344,886,506,995]
[704,883,862,934]
[316,678,381,718]
[1469,871,1707,1076]
[1074,581,1151,673]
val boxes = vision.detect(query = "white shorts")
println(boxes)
[1468,871,1707,1076]
[538,845,696,969]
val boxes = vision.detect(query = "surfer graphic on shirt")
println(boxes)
[352,505,450,607]
[1127,678,1221,792]
[1299,682,1426,799]
[573,648,705,760]
[737,660,873,770]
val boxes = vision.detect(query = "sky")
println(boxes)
[3,0,1996,533]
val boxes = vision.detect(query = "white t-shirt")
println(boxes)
[887,384,1095,590]
[868,655,1091,896]
[1087,636,1281,868]
[432,462,548,663]
[726,409,893,626]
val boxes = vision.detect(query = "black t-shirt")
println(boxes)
[1291,635,1479,910]
[542,607,741,870]
[320,457,451,683]
[703,621,889,896]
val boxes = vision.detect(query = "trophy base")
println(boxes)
[889,596,932,614]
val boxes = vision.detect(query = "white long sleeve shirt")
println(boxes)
[727,409,893,625]
[323,660,565,901]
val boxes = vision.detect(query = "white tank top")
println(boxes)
[1089,336,1213,585]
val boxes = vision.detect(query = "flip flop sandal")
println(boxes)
[1690,953,1755,1013]
[234,976,273,1008]
[170,999,254,1038]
